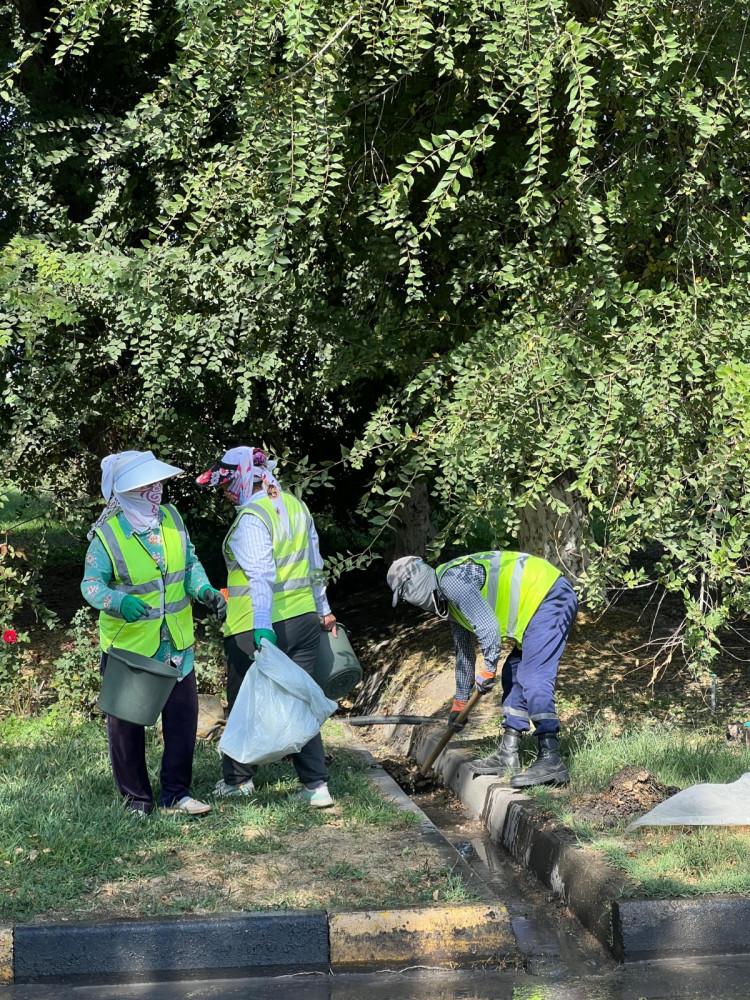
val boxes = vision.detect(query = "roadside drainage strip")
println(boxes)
[413,731,750,963]
[0,757,515,985]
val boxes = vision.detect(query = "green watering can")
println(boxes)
[313,623,362,701]
[98,647,179,726]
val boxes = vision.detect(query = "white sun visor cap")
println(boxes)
[113,451,183,494]
[387,556,439,612]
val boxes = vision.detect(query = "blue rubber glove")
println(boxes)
[121,595,149,623]
[200,586,227,622]
[254,628,277,648]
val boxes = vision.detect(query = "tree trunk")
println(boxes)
[516,480,590,585]
[389,480,435,560]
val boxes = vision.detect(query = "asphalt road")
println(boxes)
[5,958,750,1000]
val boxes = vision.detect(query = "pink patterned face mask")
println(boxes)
[138,482,163,515]
[116,481,163,534]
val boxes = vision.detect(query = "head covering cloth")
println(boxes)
[88,450,182,539]
[387,556,444,615]
[197,446,290,537]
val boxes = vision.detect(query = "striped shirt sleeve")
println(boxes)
[439,561,502,702]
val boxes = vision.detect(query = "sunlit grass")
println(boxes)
[0,709,471,921]
[0,487,87,564]
[523,720,750,896]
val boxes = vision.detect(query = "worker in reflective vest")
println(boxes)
[82,450,227,817]
[196,446,337,809]
[388,551,578,787]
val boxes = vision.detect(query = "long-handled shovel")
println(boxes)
[418,688,483,775]
[342,715,446,726]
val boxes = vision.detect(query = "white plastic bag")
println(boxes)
[626,772,750,831]
[218,640,337,765]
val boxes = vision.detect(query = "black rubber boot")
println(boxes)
[470,729,522,776]
[510,733,569,788]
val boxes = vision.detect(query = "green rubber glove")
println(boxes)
[200,586,227,622]
[254,628,278,648]
[121,595,149,623]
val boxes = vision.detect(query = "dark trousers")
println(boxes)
[104,658,199,813]
[501,576,578,736]
[222,611,328,788]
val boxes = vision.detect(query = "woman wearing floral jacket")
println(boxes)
[82,450,226,817]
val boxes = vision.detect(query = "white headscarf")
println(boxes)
[88,452,164,538]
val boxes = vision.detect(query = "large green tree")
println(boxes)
[2,0,750,665]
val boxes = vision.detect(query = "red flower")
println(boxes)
[2,630,18,644]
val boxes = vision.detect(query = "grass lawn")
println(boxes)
[472,722,750,898]
[0,712,474,923]
[0,487,88,566]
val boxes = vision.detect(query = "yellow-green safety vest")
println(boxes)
[436,551,561,645]
[223,493,317,637]
[95,505,195,655]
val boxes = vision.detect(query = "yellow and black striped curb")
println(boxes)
[330,903,513,970]
[0,903,515,985]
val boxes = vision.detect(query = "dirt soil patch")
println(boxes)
[340,583,750,731]
[379,755,442,795]
[571,766,680,829]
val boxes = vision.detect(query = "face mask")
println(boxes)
[117,482,163,534]
[137,482,163,514]
[223,479,241,505]
[400,563,442,614]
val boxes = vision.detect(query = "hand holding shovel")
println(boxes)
[419,688,483,775]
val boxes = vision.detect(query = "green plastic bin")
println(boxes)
[98,646,179,726]
[313,623,363,701]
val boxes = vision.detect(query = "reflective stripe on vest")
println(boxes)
[435,551,561,645]
[223,494,317,637]
[95,504,195,655]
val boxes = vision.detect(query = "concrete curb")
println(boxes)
[1,757,516,985]
[330,904,512,970]
[613,896,750,961]
[12,912,329,985]
[0,925,12,984]
[413,731,750,962]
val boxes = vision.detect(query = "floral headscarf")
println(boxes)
[197,446,289,535]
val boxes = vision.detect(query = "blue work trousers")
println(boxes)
[501,576,578,736]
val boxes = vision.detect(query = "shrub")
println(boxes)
[51,609,101,715]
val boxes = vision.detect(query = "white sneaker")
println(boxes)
[213,778,256,798]
[296,783,334,808]
[162,796,212,816]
